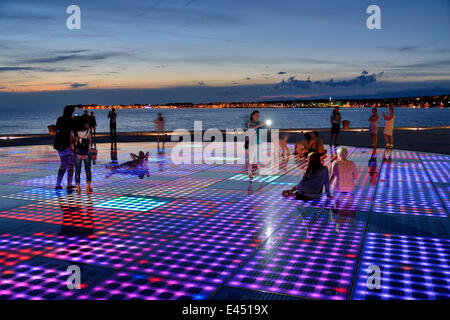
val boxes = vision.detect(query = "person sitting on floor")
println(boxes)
[282,152,332,200]
[330,147,357,193]
[294,132,312,156]
[310,131,326,156]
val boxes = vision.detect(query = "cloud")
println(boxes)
[0,66,72,73]
[278,71,384,89]
[70,83,88,89]
[21,52,126,64]
[184,0,198,7]
[245,77,251,80]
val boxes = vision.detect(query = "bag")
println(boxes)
[53,132,68,151]
[74,131,90,156]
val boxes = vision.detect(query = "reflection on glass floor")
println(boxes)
[0,142,448,300]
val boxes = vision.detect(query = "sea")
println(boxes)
[0,107,449,135]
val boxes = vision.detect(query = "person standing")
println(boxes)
[382,106,395,149]
[54,105,76,190]
[247,110,265,179]
[369,108,379,148]
[330,106,341,147]
[89,111,97,139]
[154,113,165,149]
[108,108,117,141]
[73,119,93,194]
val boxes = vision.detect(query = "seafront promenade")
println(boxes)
[1,126,449,154]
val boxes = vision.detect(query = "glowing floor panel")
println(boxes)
[0,142,448,300]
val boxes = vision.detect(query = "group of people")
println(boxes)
[282,147,357,201]
[328,106,396,149]
[54,106,166,191]
[54,105,94,193]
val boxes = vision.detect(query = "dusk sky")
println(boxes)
[1,0,449,106]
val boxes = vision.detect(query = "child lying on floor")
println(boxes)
[106,151,150,179]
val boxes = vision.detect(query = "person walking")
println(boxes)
[73,119,93,194]
[54,105,76,190]
[89,111,97,139]
[330,106,341,147]
[382,106,395,149]
[154,113,165,149]
[108,108,117,141]
[369,108,379,148]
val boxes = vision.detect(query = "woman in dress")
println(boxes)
[247,110,265,179]
[369,108,379,148]
[382,106,395,149]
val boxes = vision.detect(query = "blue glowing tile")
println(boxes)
[128,240,253,284]
[78,272,217,300]
[434,183,450,213]
[359,233,450,269]
[95,196,170,212]
[352,233,450,300]
[2,187,60,201]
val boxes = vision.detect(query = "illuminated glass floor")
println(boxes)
[0,142,448,300]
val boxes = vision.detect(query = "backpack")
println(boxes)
[53,117,70,151]
[74,131,90,156]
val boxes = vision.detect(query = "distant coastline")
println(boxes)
[74,94,449,110]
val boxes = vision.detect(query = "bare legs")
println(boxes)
[157,133,165,149]
[371,133,378,148]
[330,133,339,146]
[383,134,393,148]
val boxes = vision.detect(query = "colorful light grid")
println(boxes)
[352,232,450,300]
[146,198,232,218]
[95,196,170,212]
[0,142,448,300]
[178,217,274,247]
[106,212,205,236]
[228,174,280,183]
[358,233,450,269]
[78,272,217,300]
[227,249,355,300]
[129,241,253,284]
[0,257,113,300]
[44,231,165,268]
